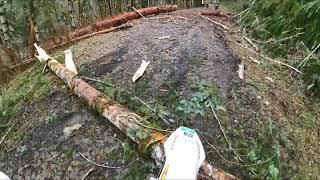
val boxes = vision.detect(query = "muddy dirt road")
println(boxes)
[1,7,319,179]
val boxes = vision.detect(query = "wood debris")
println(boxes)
[200,15,230,30]
[238,63,244,79]
[132,60,150,83]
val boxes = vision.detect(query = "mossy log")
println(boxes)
[47,58,238,180]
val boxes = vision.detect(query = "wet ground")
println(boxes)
[1,7,319,180]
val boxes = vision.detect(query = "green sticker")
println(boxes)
[181,127,196,135]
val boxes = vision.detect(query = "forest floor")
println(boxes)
[1,7,320,179]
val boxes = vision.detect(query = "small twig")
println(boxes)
[271,33,303,44]
[175,16,192,21]
[297,43,320,69]
[195,129,243,166]
[125,115,173,133]
[300,41,318,60]
[0,124,15,146]
[133,97,173,127]
[79,76,115,87]
[41,63,48,74]
[238,0,256,22]
[200,15,230,30]
[211,109,232,151]
[80,76,174,127]
[232,8,249,19]
[132,7,145,19]
[232,40,302,73]
[211,110,249,165]
[79,152,140,169]
[243,36,259,52]
[70,28,79,39]
[82,167,95,180]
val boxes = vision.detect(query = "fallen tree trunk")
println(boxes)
[49,23,133,50]
[45,57,238,180]
[46,5,177,49]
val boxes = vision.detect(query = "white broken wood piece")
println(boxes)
[244,36,259,52]
[63,123,82,137]
[265,77,274,82]
[238,63,244,79]
[155,35,171,40]
[200,15,230,30]
[132,60,150,82]
[0,171,10,180]
[34,43,50,63]
[64,49,78,75]
[249,56,261,64]
[132,6,146,19]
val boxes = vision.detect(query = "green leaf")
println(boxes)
[268,164,279,179]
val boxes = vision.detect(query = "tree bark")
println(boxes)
[107,0,112,15]
[0,0,17,65]
[0,0,9,42]
[29,0,40,44]
[68,0,76,30]
[89,0,101,19]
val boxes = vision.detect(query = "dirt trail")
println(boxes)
[2,7,315,179]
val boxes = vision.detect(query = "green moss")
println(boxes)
[190,56,204,67]
[0,63,53,128]
[63,148,74,158]
[133,76,151,96]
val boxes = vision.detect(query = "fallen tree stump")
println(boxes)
[46,5,177,50]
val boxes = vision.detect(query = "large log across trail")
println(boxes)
[46,5,178,49]
[44,56,238,180]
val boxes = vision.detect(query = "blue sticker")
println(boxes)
[181,127,196,135]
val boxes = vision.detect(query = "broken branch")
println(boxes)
[0,124,15,146]
[132,6,146,19]
[79,152,140,169]
[297,43,320,69]
[232,40,302,73]
[200,15,230,30]
[243,36,259,52]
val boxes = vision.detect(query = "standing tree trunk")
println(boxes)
[68,0,76,30]
[107,0,112,15]
[0,0,17,65]
[0,0,9,41]
[89,0,101,19]
[28,0,40,58]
